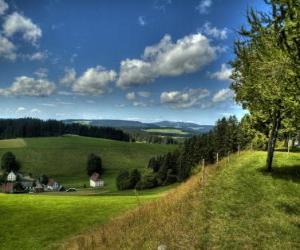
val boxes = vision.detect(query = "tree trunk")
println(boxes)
[266,110,281,172]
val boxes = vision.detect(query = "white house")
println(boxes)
[7,171,17,182]
[90,172,104,187]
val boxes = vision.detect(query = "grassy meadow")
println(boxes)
[64,150,300,249]
[0,136,176,191]
[143,128,189,135]
[0,189,169,250]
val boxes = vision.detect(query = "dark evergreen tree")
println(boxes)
[86,153,102,176]
[1,152,20,173]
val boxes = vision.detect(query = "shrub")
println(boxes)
[116,170,130,190]
[116,169,141,190]
[136,173,158,190]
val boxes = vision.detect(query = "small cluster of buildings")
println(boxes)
[1,171,105,194]
[89,172,104,187]
[1,171,64,194]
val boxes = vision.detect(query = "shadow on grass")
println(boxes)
[258,165,300,183]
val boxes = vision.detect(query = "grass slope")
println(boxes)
[64,151,300,249]
[0,136,176,190]
[143,128,188,135]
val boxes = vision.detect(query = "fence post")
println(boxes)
[227,151,230,163]
[216,153,219,165]
[202,159,205,187]
[238,145,240,156]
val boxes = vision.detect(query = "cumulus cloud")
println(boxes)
[210,64,232,81]
[59,68,77,86]
[200,22,229,40]
[138,16,146,26]
[117,33,217,87]
[30,108,41,114]
[138,91,151,98]
[0,76,55,97]
[0,0,8,15]
[34,68,48,78]
[72,66,117,95]
[0,35,16,60]
[212,88,234,103]
[160,88,210,109]
[3,12,42,44]
[16,106,26,112]
[196,0,212,14]
[27,51,47,61]
[126,92,136,101]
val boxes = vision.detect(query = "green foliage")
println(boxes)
[86,153,102,176]
[136,173,158,190]
[231,1,300,170]
[116,169,141,190]
[1,152,20,173]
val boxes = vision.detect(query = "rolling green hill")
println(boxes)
[0,136,176,190]
[64,151,300,249]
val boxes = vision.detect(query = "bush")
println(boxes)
[136,173,158,190]
[163,169,178,185]
[116,169,141,190]
[116,170,130,190]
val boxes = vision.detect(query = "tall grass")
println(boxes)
[62,158,221,250]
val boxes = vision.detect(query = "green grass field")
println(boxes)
[0,136,176,190]
[143,128,189,135]
[65,150,300,249]
[0,190,168,250]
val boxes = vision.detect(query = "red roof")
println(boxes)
[90,172,100,181]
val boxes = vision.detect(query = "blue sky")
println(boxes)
[0,0,267,124]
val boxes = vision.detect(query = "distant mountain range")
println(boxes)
[63,119,214,133]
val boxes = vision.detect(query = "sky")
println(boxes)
[0,0,268,125]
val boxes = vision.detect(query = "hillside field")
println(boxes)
[0,136,176,191]
[64,150,300,249]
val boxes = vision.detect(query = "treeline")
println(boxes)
[0,118,130,141]
[117,116,253,190]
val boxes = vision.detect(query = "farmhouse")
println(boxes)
[90,172,104,187]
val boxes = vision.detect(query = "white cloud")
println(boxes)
[126,92,136,101]
[200,22,229,40]
[72,66,117,95]
[27,51,47,61]
[34,68,48,78]
[0,76,55,97]
[138,16,146,26]
[16,106,26,112]
[117,33,217,87]
[3,12,42,44]
[40,103,56,107]
[210,64,232,81]
[212,88,234,103]
[138,91,151,98]
[59,68,77,86]
[30,108,41,114]
[0,35,16,60]
[160,88,210,109]
[154,0,172,11]
[0,0,8,15]
[196,0,212,14]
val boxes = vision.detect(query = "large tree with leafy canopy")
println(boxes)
[231,1,300,171]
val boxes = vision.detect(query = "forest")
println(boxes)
[0,118,130,142]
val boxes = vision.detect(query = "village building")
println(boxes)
[7,171,17,182]
[90,172,104,187]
